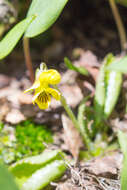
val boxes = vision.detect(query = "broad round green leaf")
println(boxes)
[25,0,68,38]
[107,56,127,73]
[0,16,35,60]
[0,164,19,190]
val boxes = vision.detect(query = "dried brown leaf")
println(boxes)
[74,50,100,68]
[61,114,82,159]
[5,109,26,124]
[18,92,32,105]
[0,98,10,121]
[85,152,122,179]
[60,84,83,108]
[0,74,10,88]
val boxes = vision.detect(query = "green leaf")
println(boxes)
[22,160,66,190]
[104,71,122,118]
[64,57,89,76]
[94,63,106,125]
[77,98,95,152]
[0,164,19,190]
[118,130,127,155]
[94,54,122,120]
[0,16,35,60]
[118,130,127,190]
[115,0,127,7]
[121,157,127,190]
[104,54,122,118]
[10,150,64,188]
[25,0,68,38]
[10,150,62,179]
[107,56,127,73]
[10,150,66,189]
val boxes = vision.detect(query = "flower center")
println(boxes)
[38,91,49,103]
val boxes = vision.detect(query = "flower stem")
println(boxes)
[60,93,94,154]
[60,94,79,130]
[109,0,127,51]
[23,37,35,83]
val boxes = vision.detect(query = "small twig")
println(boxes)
[98,177,120,190]
[109,0,127,51]
[23,37,34,82]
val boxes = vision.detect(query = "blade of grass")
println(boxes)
[118,130,127,190]
[64,57,89,76]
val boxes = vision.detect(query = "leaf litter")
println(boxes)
[0,51,125,189]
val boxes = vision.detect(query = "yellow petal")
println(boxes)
[39,69,61,85]
[32,92,40,103]
[32,91,51,109]
[35,68,41,80]
[46,88,61,100]
[24,81,40,93]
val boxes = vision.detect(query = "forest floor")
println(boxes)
[0,0,127,189]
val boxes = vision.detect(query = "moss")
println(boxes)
[0,120,53,164]
[0,122,4,132]
[15,120,53,158]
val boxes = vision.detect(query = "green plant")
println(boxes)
[15,120,53,156]
[0,0,127,188]
[62,54,123,155]
[94,54,122,124]
[118,130,127,190]
[0,120,53,164]
[0,163,19,190]
[9,150,66,190]
[107,55,127,73]
[115,0,127,7]
[1,150,67,190]
[64,57,89,76]
[64,54,123,138]
[0,122,4,132]
[0,0,68,82]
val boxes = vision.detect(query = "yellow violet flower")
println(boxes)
[25,63,61,109]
